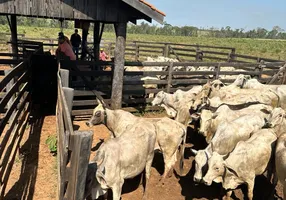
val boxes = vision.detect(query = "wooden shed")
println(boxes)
[0,0,165,108]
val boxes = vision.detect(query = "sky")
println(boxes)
[145,0,286,31]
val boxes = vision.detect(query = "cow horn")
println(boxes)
[190,149,198,155]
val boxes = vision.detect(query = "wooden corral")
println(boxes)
[0,54,32,198]
[58,59,286,118]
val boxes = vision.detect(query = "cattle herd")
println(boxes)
[83,74,286,200]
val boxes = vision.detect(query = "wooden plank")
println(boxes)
[59,69,70,87]
[61,0,74,18]
[66,130,93,200]
[63,87,74,116]
[0,94,29,160]
[4,70,15,121]
[73,98,154,106]
[0,59,22,65]
[31,0,46,16]
[0,101,29,198]
[14,0,30,15]
[74,0,89,19]
[0,71,28,113]
[0,84,28,136]
[46,0,61,17]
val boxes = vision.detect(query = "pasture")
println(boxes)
[1,25,286,60]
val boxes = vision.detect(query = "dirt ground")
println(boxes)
[4,111,284,200]
[5,115,57,200]
[74,113,284,200]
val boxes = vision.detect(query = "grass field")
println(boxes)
[1,25,286,60]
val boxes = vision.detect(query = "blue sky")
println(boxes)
[146,0,286,31]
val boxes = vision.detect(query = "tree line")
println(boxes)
[0,16,285,39]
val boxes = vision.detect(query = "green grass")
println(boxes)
[1,25,286,60]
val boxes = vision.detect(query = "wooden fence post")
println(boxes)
[268,63,286,84]
[66,130,93,200]
[135,42,139,61]
[166,62,174,93]
[228,48,236,62]
[196,46,203,61]
[59,69,69,88]
[257,60,265,81]
[214,63,221,80]
[163,44,170,57]
[63,87,74,117]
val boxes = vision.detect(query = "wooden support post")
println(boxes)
[164,44,170,57]
[268,64,286,84]
[111,22,127,109]
[256,60,265,80]
[228,48,236,62]
[81,22,90,61]
[196,47,203,61]
[59,69,69,87]
[10,15,18,60]
[166,62,174,93]
[66,130,93,200]
[215,64,221,80]
[63,87,74,116]
[135,42,139,61]
[93,22,100,63]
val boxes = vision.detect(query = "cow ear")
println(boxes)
[225,166,239,177]
[212,113,218,119]
[222,153,230,160]
[190,148,198,155]
[210,142,214,152]
[96,170,107,187]
[260,108,271,115]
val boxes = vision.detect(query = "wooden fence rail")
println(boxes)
[56,70,93,200]
[0,60,31,198]
[58,59,285,117]
[4,37,283,64]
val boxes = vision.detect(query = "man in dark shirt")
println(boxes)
[70,29,81,60]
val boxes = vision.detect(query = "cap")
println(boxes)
[100,48,104,51]
[58,32,65,39]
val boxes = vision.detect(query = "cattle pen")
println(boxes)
[0,1,286,199]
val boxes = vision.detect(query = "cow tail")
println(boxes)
[179,126,187,175]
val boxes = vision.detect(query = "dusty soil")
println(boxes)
[74,113,284,200]
[4,110,284,200]
[5,115,57,200]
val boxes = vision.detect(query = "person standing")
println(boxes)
[70,29,81,60]
[56,32,76,61]
[99,48,109,61]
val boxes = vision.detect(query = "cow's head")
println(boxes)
[191,149,210,183]
[232,74,251,88]
[86,99,107,127]
[199,109,217,137]
[151,91,165,106]
[265,107,286,129]
[210,80,225,90]
[203,152,226,186]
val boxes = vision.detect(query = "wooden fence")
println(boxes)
[59,59,286,117]
[9,37,283,63]
[56,69,93,200]
[0,59,31,198]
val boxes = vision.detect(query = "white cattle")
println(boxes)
[84,122,157,200]
[275,133,286,200]
[86,100,187,180]
[197,104,272,143]
[191,114,267,183]
[192,81,280,111]
[203,129,277,200]
[265,107,286,137]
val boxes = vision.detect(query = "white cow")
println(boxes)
[86,100,187,180]
[197,104,272,143]
[275,133,286,200]
[191,114,267,183]
[84,122,157,200]
[203,129,277,200]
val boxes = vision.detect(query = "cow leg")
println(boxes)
[162,151,177,180]
[246,179,255,200]
[112,181,123,200]
[142,153,154,200]
[283,184,286,200]
[223,190,232,200]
